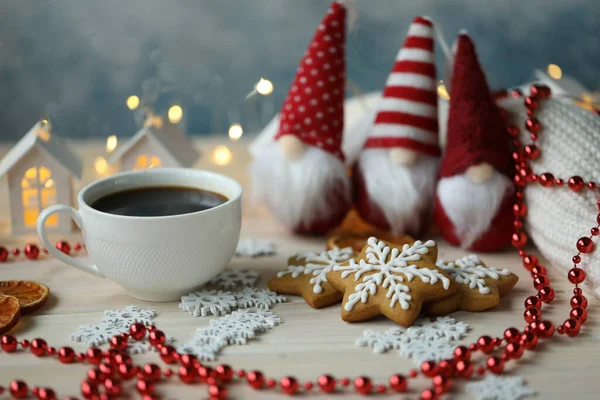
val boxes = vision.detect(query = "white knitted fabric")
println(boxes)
[501,98,600,298]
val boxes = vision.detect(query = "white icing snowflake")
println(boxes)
[437,255,511,294]
[104,305,156,327]
[398,337,456,365]
[355,328,409,354]
[277,247,354,294]
[228,309,282,330]
[333,238,449,311]
[467,374,537,400]
[407,317,469,341]
[209,269,260,289]
[235,239,276,258]
[235,288,287,310]
[179,290,238,317]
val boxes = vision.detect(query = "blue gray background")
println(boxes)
[0,0,598,140]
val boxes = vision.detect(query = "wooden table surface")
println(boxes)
[0,138,597,399]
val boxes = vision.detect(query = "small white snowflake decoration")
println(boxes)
[235,287,287,310]
[179,290,238,317]
[355,328,409,354]
[437,255,511,294]
[235,239,276,258]
[209,269,260,289]
[104,305,156,327]
[467,374,537,400]
[398,337,455,365]
[407,317,469,341]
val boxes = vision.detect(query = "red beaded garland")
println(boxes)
[568,268,586,284]
[129,322,147,341]
[280,377,299,395]
[247,371,265,389]
[1,335,18,352]
[538,286,555,303]
[455,360,473,378]
[389,374,407,392]
[523,144,540,160]
[524,296,541,310]
[353,377,372,395]
[24,243,40,259]
[420,388,437,400]
[420,360,438,377]
[563,319,580,337]
[504,342,524,360]
[486,356,504,374]
[148,330,166,347]
[318,375,336,393]
[522,255,538,270]
[533,275,549,290]
[109,335,127,350]
[520,332,538,350]
[453,345,471,361]
[9,380,28,398]
[477,336,495,354]
[86,347,103,365]
[524,308,541,323]
[537,320,555,338]
[576,237,594,253]
[80,380,98,399]
[570,308,588,323]
[118,363,137,380]
[571,295,588,309]
[503,328,521,343]
[136,379,155,395]
[215,365,234,383]
[568,176,585,192]
[208,384,228,400]
[37,387,57,400]
[178,366,196,384]
[143,363,162,382]
[0,246,8,262]
[511,232,528,248]
[159,345,178,364]
[58,346,76,363]
[56,240,71,255]
[30,338,48,357]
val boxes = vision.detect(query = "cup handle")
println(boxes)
[37,205,104,278]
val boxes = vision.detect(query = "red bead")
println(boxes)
[1,335,18,352]
[504,342,524,360]
[506,125,520,137]
[80,380,98,399]
[178,366,196,384]
[46,346,56,356]
[568,176,584,192]
[476,366,485,375]
[563,319,580,337]
[55,240,71,255]
[523,144,540,159]
[247,371,264,389]
[129,322,147,341]
[208,384,228,400]
[9,380,28,398]
[409,369,418,378]
[86,347,103,365]
[31,338,48,357]
[104,378,122,396]
[524,296,542,310]
[420,388,437,400]
[588,182,597,190]
[537,320,555,338]
[303,381,313,390]
[354,377,372,395]
[503,328,521,343]
[420,360,438,377]
[87,368,105,383]
[215,365,233,383]
[453,345,471,361]
[280,377,298,395]
[74,242,83,251]
[486,356,504,374]
[514,174,526,187]
[573,255,582,264]
[432,374,451,393]
[389,374,407,392]
[571,295,588,309]
[376,384,386,394]
[531,84,551,98]
[568,268,586,284]
[57,346,75,363]
[554,178,564,187]
[512,151,523,162]
[146,325,156,332]
[576,236,594,253]
[538,286,555,303]
[511,232,528,248]
[570,307,588,323]
[236,370,246,378]
[455,360,473,378]
[513,203,527,218]
[198,366,214,383]
[519,332,538,350]
[37,388,56,400]
[511,88,523,98]
[538,173,554,187]
[592,227,600,236]
[158,345,177,364]
[136,379,155,395]
[148,330,166,347]
[525,117,541,135]
[524,96,539,111]
[103,349,120,366]
[318,375,336,393]
[437,360,454,377]
[477,336,495,354]
[524,308,541,323]
[24,244,40,259]
[13,248,21,256]
[533,275,549,290]
[143,364,161,382]
[20,339,30,349]
[179,353,197,367]
[522,255,538,270]
[514,220,523,230]
[118,363,136,380]
[0,247,8,262]
[99,362,114,376]
[77,353,85,362]
[114,353,131,366]
[109,335,127,351]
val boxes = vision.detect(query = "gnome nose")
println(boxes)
[279,135,307,161]
[465,162,494,184]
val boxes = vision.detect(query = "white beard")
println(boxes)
[357,148,440,235]
[249,142,351,230]
[437,170,513,249]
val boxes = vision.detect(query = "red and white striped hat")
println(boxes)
[364,16,440,157]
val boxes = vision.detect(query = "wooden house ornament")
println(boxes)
[0,121,82,234]
[109,112,200,171]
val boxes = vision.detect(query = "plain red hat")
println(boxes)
[439,33,512,178]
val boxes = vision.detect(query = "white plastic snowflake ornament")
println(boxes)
[398,336,455,365]
[124,335,175,355]
[176,340,222,362]
[70,324,117,347]
[268,247,355,308]
[467,374,536,400]
[104,305,156,327]
[235,287,287,310]
[235,239,276,257]
[328,237,456,326]
[179,290,238,317]
[228,309,282,330]
[355,328,409,354]
[209,269,260,289]
[407,317,469,341]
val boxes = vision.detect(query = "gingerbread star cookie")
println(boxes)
[423,255,519,315]
[326,237,457,327]
[268,247,355,308]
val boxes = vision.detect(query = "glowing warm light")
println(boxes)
[44,179,54,189]
[256,78,274,95]
[547,64,562,80]
[94,156,108,176]
[228,123,243,141]
[212,145,232,166]
[106,135,118,153]
[144,114,164,129]
[126,95,140,110]
[437,82,450,100]
[41,119,49,125]
[168,105,183,123]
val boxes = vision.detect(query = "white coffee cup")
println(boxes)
[36,168,242,302]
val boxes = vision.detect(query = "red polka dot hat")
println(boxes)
[275,1,346,161]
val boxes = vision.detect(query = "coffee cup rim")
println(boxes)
[77,168,242,220]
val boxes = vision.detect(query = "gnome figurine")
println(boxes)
[354,16,441,236]
[250,1,351,234]
[434,32,515,252]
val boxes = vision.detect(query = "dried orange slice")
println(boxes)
[0,295,21,334]
[0,281,50,315]
[327,231,415,253]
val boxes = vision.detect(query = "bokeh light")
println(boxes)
[228,123,243,141]
[256,78,274,95]
[212,145,232,166]
[126,95,140,110]
[94,156,108,176]
[547,64,562,80]
[105,135,118,153]
[168,105,183,123]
